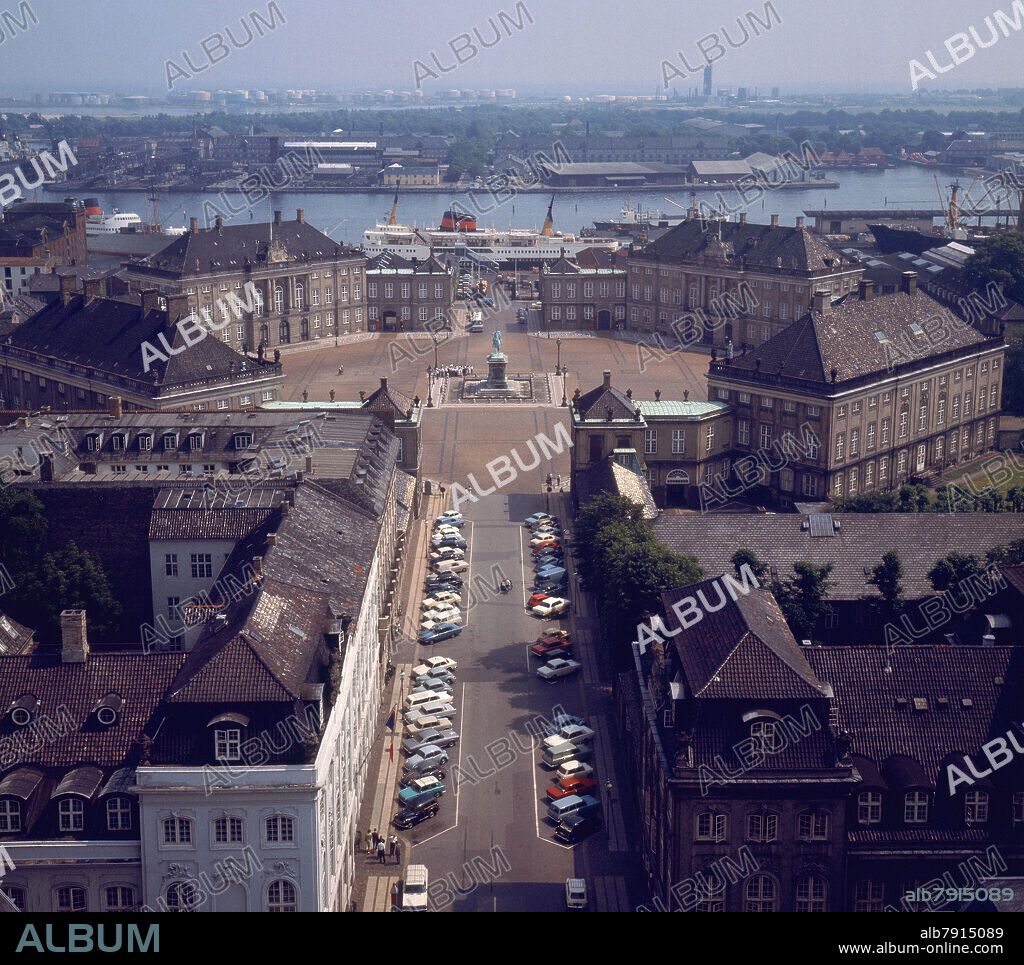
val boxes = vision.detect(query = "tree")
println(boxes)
[1002,338,1024,417]
[18,542,122,647]
[0,487,48,575]
[896,483,931,512]
[730,549,768,582]
[927,551,983,592]
[867,550,905,622]
[986,538,1024,565]
[772,561,835,642]
[963,232,1024,305]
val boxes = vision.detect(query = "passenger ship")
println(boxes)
[362,195,621,265]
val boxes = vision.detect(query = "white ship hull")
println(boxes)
[363,235,619,263]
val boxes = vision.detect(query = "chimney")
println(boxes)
[140,289,161,316]
[274,210,282,226]
[296,208,305,224]
[380,376,388,390]
[738,212,746,224]
[280,501,290,517]
[305,455,313,473]
[252,555,263,577]
[770,214,779,228]
[59,273,76,307]
[795,215,804,229]
[17,416,29,429]
[901,271,918,296]
[82,277,104,300]
[108,396,123,419]
[267,533,278,545]
[189,216,198,233]
[165,291,190,325]
[858,278,874,301]
[60,609,88,663]
[40,452,54,482]
[602,370,611,388]
[812,290,832,314]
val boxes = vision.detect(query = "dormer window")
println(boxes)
[138,433,153,451]
[188,432,203,452]
[0,799,21,832]
[58,798,84,832]
[9,694,38,728]
[94,693,122,727]
[208,713,249,762]
[106,797,132,831]
[904,791,928,824]
[84,433,100,452]
[965,790,989,825]
[162,432,178,451]
[233,432,253,450]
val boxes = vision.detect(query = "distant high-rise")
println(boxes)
[703,65,712,97]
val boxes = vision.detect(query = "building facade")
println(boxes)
[0,201,88,298]
[538,257,625,331]
[366,254,456,332]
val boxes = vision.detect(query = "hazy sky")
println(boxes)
[5,0,1024,95]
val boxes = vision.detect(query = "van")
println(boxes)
[546,794,601,824]
[405,689,455,711]
[542,739,590,768]
[402,864,429,911]
[565,877,588,909]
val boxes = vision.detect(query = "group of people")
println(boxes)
[359,828,401,865]
[433,364,473,378]
[499,579,513,594]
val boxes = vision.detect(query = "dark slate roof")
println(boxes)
[5,293,262,386]
[804,646,1020,783]
[574,380,639,422]
[362,376,413,418]
[661,581,833,700]
[149,507,278,540]
[0,651,184,768]
[652,513,1023,600]
[367,252,450,273]
[718,289,992,386]
[637,220,844,273]
[145,218,354,274]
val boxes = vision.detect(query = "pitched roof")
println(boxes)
[362,376,414,418]
[574,378,639,422]
[0,610,34,655]
[661,581,832,700]
[653,513,1022,601]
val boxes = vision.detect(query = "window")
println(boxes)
[214,728,241,761]
[102,885,135,912]
[759,424,771,449]
[807,404,820,417]
[191,554,212,579]
[797,809,829,840]
[695,812,728,842]
[138,433,152,451]
[705,424,715,452]
[837,405,846,419]
[56,886,87,912]
[266,815,295,844]
[965,790,989,824]
[738,392,751,404]
[737,420,750,446]
[849,428,859,457]
[267,879,297,912]
[761,396,774,410]
[935,436,944,463]
[166,881,196,913]
[1,885,25,911]
[111,465,127,476]
[854,880,885,913]
[796,875,828,912]
[897,450,907,476]
[294,284,304,310]
[106,797,132,831]
[835,433,845,461]
[857,791,881,824]
[644,430,657,454]
[163,816,193,845]
[1014,792,1024,825]
[964,392,973,417]
[866,423,876,451]
[693,875,725,913]
[898,411,908,439]
[0,799,21,832]
[747,812,778,842]
[783,400,796,413]
[991,383,999,408]
[750,720,777,754]
[904,791,928,823]
[744,875,777,912]
[671,429,686,455]
[58,798,84,832]
[879,456,888,481]
[865,462,874,487]
[214,816,244,844]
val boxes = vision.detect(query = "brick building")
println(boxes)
[366,253,456,332]
[538,256,626,331]
[0,201,88,298]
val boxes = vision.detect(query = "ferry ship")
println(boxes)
[591,196,686,236]
[75,198,185,257]
[362,194,621,265]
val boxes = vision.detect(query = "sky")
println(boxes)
[4,0,1024,96]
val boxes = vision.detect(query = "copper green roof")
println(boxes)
[636,400,730,418]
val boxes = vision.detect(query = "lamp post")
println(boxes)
[555,337,561,375]
[561,363,568,407]
[426,365,433,407]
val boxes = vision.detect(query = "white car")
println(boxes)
[422,591,462,609]
[430,548,466,562]
[431,559,469,574]
[557,723,595,744]
[433,524,462,536]
[413,656,458,676]
[420,613,463,631]
[532,598,570,618]
[537,658,582,682]
[524,513,555,527]
[557,760,594,781]
[406,714,451,736]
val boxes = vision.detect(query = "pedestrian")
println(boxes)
[366,829,374,854]
[351,899,358,913]
[355,829,362,853]
[389,834,397,856]
[395,842,402,864]
[371,828,379,851]
[377,840,386,864]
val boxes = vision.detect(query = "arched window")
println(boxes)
[300,317,310,340]
[54,885,87,912]
[1,885,25,911]
[162,816,193,845]
[104,885,135,912]
[253,289,264,316]
[274,287,284,314]
[267,879,297,912]
[279,320,290,344]
[213,815,245,844]
[294,284,304,310]
[744,875,776,912]
[796,874,828,912]
[165,881,196,912]
[694,874,725,912]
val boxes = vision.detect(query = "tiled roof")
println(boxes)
[362,377,414,418]
[652,513,1023,600]
[637,220,845,273]
[718,289,992,386]
[574,382,639,422]
[804,646,1019,783]
[149,507,278,540]
[576,455,658,519]
[661,581,833,700]
[0,611,34,655]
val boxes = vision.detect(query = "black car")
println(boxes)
[426,574,463,588]
[553,813,601,844]
[393,800,440,830]
[431,536,467,550]
[425,580,462,594]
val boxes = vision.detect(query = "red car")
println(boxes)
[546,776,598,800]
[527,592,551,608]
[530,638,574,658]
[532,541,560,555]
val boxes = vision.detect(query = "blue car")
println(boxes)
[434,516,465,528]
[418,622,463,645]
[398,775,446,807]
[431,537,467,550]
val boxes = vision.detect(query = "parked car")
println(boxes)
[565,878,588,910]
[534,556,563,569]
[402,865,430,912]
[531,542,561,556]
[524,513,555,527]
[537,657,582,681]
[430,548,466,562]
[557,723,596,744]
[431,536,467,551]
[541,713,587,735]
[398,775,446,805]
[469,320,484,332]
[556,760,594,781]
[418,622,463,645]
[404,702,457,726]
[410,679,453,697]
[424,581,462,598]
[404,745,449,773]
[413,668,456,687]
[530,639,574,659]
[405,714,451,737]
[422,604,461,624]
[413,656,458,676]
[527,592,552,608]
[434,515,465,528]
[420,616,463,634]
[425,573,463,589]
[422,590,462,608]
[532,598,570,618]
[393,799,439,830]
[555,815,601,845]
[537,629,570,643]
[402,728,459,754]
[530,534,563,548]
[431,559,469,574]
[432,525,462,539]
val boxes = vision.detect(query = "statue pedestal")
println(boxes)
[486,352,509,390]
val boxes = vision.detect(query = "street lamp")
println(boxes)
[560,363,568,407]
[555,337,561,375]
[426,365,434,407]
